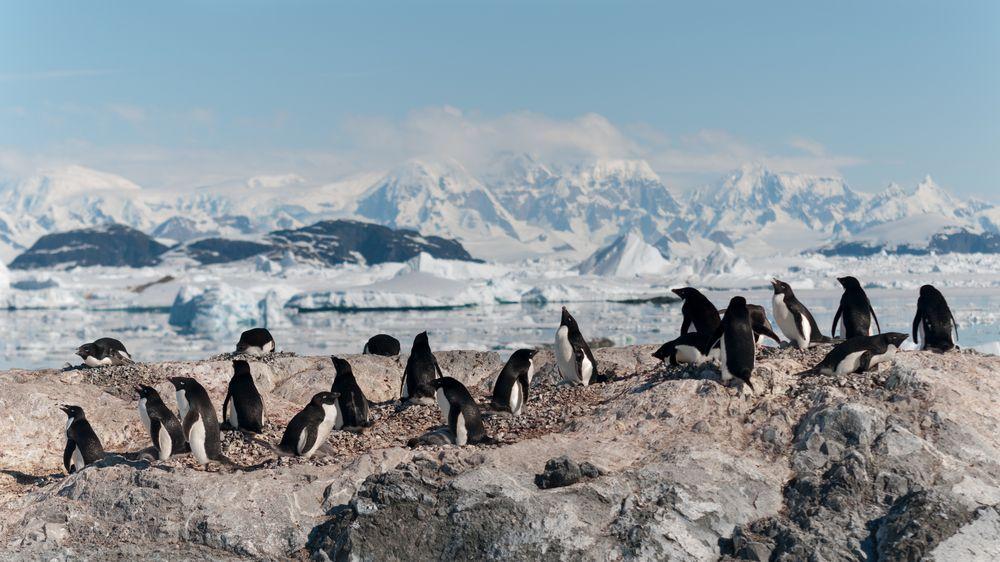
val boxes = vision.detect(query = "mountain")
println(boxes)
[577,230,671,277]
[489,155,683,246]
[9,224,168,269]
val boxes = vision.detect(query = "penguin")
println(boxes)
[815,333,908,376]
[221,360,265,433]
[719,304,781,345]
[330,355,371,429]
[831,276,881,339]
[60,405,104,474]
[362,334,400,356]
[770,279,837,349]
[703,296,756,392]
[912,285,958,353]
[672,287,721,335]
[278,391,340,458]
[652,332,716,366]
[236,328,275,356]
[136,385,186,460]
[555,307,604,386]
[490,349,537,416]
[168,376,223,465]
[429,377,494,445]
[76,337,132,367]
[399,332,443,402]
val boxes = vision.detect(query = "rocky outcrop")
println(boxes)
[9,224,169,269]
[0,345,997,560]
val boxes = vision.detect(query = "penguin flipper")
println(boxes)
[757,325,781,344]
[221,392,233,429]
[831,304,843,338]
[63,439,76,474]
[869,301,882,334]
[298,424,318,457]
[912,311,922,344]
[680,317,691,335]
[857,350,873,373]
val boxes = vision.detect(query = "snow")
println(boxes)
[577,231,671,277]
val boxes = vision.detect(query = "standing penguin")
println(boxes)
[330,355,371,429]
[137,385,186,460]
[771,279,836,349]
[399,332,443,402]
[278,391,340,458]
[76,337,132,367]
[491,349,537,416]
[703,296,757,392]
[168,377,223,465]
[815,333,909,376]
[555,307,602,386]
[236,328,275,356]
[363,334,400,356]
[430,377,494,445]
[60,405,104,473]
[221,360,265,433]
[831,276,881,339]
[672,287,721,335]
[912,285,958,353]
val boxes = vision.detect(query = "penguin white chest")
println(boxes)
[84,356,112,367]
[719,338,732,381]
[835,351,867,376]
[772,296,806,347]
[435,388,451,422]
[509,382,524,416]
[303,403,338,457]
[176,390,190,420]
[454,412,468,446]
[226,398,239,429]
[70,445,85,472]
[157,426,173,460]
[188,415,208,464]
[138,398,151,432]
[674,345,704,364]
[555,326,577,383]
[526,360,535,385]
[917,321,927,350]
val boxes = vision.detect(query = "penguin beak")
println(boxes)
[59,405,72,414]
[75,347,87,358]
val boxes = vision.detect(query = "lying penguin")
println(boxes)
[652,332,718,366]
[76,338,132,367]
[815,333,908,376]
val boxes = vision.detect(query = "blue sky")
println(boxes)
[1,0,997,198]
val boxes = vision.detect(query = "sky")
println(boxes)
[1,0,997,198]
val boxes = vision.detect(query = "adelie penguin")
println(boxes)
[76,337,132,367]
[912,284,958,353]
[330,355,371,429]
[702,296,757,392]
[815,333,909,376]
[61,405,105,473]
[222,360,265,433]
[719,303,781,345]
[430,377,494,445]
[399,332,443,403]
[279,391,340,458]
[362,334,400,356]
[491,349,537,416]
[168,376,224,465]
[672,287,721,335]
[236,328,275,356]
[832,276,881,339]
[771,279,836,349]
[555,307,603,386]
[137,385,187,460]
[652,332,717,366]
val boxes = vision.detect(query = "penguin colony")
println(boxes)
[59,283,957,473]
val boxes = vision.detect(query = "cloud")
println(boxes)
[108,104,146,125]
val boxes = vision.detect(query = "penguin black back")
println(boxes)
[672,287,721,335]
[430,377,493,445]
[719,303,781,344]
[706,296,756,391]
[400,332,442,401]
[832,276,881,339]
[60,405,105,473]
[363,334,401,356]
[330,355,371,428]
[816,333,908,376]
[913,284,958,352]
[491,348,537,414]
[76,337,132,367]
[136,385,186,459]
[222,360,265,433]
[236,328,275,356]
[168,376,223,464]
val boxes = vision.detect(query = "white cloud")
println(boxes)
[108,104,146,124]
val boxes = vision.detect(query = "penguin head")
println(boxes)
[330,355,353,378]
[837,276,862,290]
[509,349,538,364]
[411,331,430,353]
[136,384,158,399]
[60,404,84,419]
[75,342,96,359]
[884,332,909,347]
[771,279,792,295]
[728,296,748,310]
[167,376,197,391]
[671,287,699,301]
[919,284,941,299]
[232,360,252,376]
[310,391,339,407]
[651,342,672,361]
[560,307,578,329]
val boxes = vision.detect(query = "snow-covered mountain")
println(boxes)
[0,158,995,266]
[577,230,671,277]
